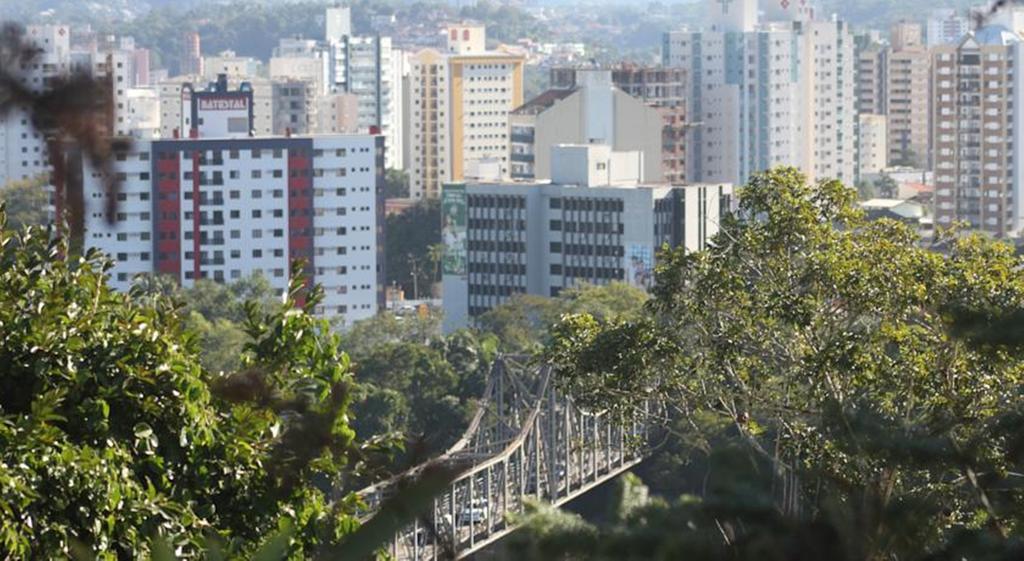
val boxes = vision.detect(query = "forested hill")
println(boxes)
[0,0,551,74]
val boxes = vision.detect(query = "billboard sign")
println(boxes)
[442,183,467,277]
[626,244,654,289]
[198,95,249,111]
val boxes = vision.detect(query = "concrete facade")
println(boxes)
[407,25,524,199]
[932,28,1024,237]
[81,134,385,324]
[663,0,856,185]
[442,144,732,332]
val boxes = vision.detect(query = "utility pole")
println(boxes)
[408,253,421,300]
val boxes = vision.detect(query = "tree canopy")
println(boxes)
[385,198,441,299]
[0,208,367,559]
[539,167,1024,559]
[478,282,648,353]
[0,175,49,231]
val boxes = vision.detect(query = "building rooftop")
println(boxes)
[512,88,575,115]
[971,25,1022,46]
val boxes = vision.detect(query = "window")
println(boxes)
[252,249,263,258]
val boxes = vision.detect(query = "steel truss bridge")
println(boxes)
[357,356,649,560]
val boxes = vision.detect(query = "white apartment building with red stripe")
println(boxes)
[82,134,384,323]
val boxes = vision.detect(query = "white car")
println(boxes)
[457,500,489,526]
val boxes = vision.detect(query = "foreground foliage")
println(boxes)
[0,208,366,559]
[541,168,1024,559]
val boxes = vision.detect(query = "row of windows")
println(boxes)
[467,263,525,275]
[467,218,525,230]
[550,265,624,279]
[156,147,362,161]
[549,220,624,234]
[550,198,626,212]
[467,240,525,252]
[468,195,526,209]
[468,284,524,297]
[550,243,625,257]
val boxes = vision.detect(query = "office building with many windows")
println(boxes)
[442,144,731,332]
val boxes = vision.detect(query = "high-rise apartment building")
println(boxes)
[0,25,140,185]
[181,32,203,76]
[927,9,971,47]
[509,70,665,183]
[662,0,855,185]
[886,41,930,167]
[891,20,924,50]
[854,23,931,170]
[203,51,263,81]
[858,113,889,177]
[406,24,525,199]
[159,75,326,138]
[931,27,1024,237]
[79,133,385,323]
[856,37,887,116]
[441,144,732,332]
[325,5,353,43]
[328,35,407,169]
[0,25,69,186]
[551,65,689,183]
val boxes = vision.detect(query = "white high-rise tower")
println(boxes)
[662,0,855,185]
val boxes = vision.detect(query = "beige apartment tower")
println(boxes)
[406,24,524,199]
[931,28,1024,237]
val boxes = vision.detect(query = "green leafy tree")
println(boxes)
[385,199,440,298]
[874,173,898,198]
[540,167,1024,560]
[340,310,443,361]
[478,282,648,353]
[130,273,280,374]
[355,342,465,452]
[179,274,279,324]
[855,178,877,200]
[343,316,496,471]
[0,209,367,559]
[184,311,249,374]
[0,175,49,230]
[383,168,409,199]
[477,294,564,353]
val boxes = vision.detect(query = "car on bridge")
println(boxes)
[457,500,489,526]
